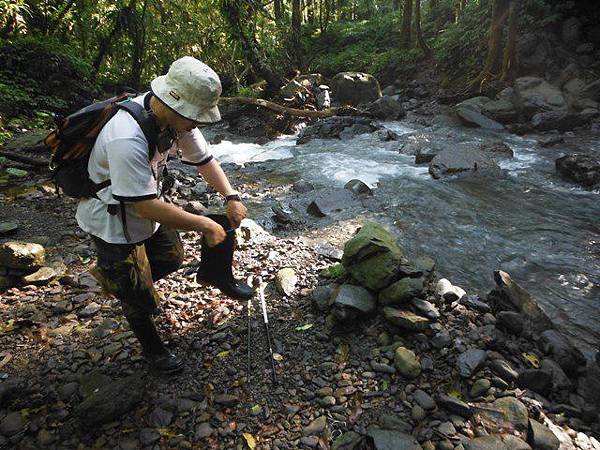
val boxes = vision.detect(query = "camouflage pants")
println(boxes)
[90,226,184,319]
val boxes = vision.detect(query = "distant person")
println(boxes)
[78,57,252,374]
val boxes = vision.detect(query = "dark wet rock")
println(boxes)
[307,189,355,217]
[214,394,239,406]
[431,330,452,349]
[496,311,524,335]
[364,96,406,120]
[370,361,396,374]
[470,378,491,397]
[344,179,373,196]
[412,298,440,320]
[540,359,572,390]
[0,222,18,236]
[580,79,600,102]
[531,111,590,131]
[293,180,315,193]
[331,431,364,450]
[481,99,519,123]
[78,301,101,318]
[331,284,376,322]
[457,349,487,378]
[429,148,501,180]
[538,329,585,376]
[465,434,531,450]
[272,203,296,224]
[394,347,421,379]
[555,154,600,188]
[375,129,401,142]
[455,101,505,130]
[367,429,422,450]
[462,295,491,313]
[486,397,529,430]
[148,407,173,427]
[195,422,214,439]
[379,277,424,306]
[538,134,564,147]
[384,308,430,331]
[341,222,403,291]
[489,359,518,382]
[0,377,27,405]
[514,77,567,119]
[74,376,144,426]
[331,72,382,106]
[183,200,208,216]
[436,394,472,418]
[527,419,560,450]
[297,116,377,144]
[400,256,435,280]
[413,390,436,410]
[479,139,514,159]
[312,284,336,311]
[0,411,26,436]
[0,241,45,270]
[302,415,327,436]
[488,271,552,332]
[79,371,112,398]
[139,428,160,446]
[518,369,553,396]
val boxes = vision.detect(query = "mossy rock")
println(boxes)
[342,222,402,291]
[379,277,424,306]
[320,263,347,280]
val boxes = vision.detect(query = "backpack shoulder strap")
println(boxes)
[117,94,159,159]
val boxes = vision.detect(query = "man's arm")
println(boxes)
[132,199,225,246]
[197,159,248,228]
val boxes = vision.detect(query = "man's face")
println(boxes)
[168,111,200,132]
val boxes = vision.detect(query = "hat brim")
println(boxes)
[151,75,221,123]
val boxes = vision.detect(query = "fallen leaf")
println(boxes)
[272,353,283,361]
[448,388,464,400]
[522,352,540,368]
[216,351,230,358]
[251,404,262,415]
[0,353,12,369]
[295,323,313,331]
[0,319,16,334]
[335,343,350,364]
[242,432,257,449]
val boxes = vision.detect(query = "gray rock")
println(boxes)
[272,203,296,224]
[364,96,406,120]
[518,369,553,396]
[457,349,487,378]
[307,189,355,217]
[466,434,531,450]
[78,301,101,318]
[538,329,585,376]
[214,394,239,406]
[344,179,373,196]
[183,201,208,216]
[479,139,514,159]
[367,429,422,450]
[555,154,600,188]
[370,361,396,374]
[413,390,436,410]
[412,405,426,422]
[540,359,572,390]
[332,72,382,106]
[194,422,214,439]
[489,359,519,382]
[74,376,144,426]
[0,411,26,436]
[275,268,298,296]
[580,79,600,102]
[302,415,327,436]
[0,377,27,405]
[331,431,364,450]
[412,298,440,320]
[312,284,336,312]
[79,371,112,398]
[514,77,567,119]
[139,428,160,446]
[531,111,590,132]
[455,103,505,130]
[384,308,430,331]
[429,148,501,179]
[537,134,564,147]
[293,180,315,193]
[470,378,491,398]
[379,277,424,306]
[0,241,45,270]
[148,407,173,427]
[331,284,376,322]
[562,17,581,45]
[431,330,452,349]
[394,347,421,379]
[496,311,524,335]
[482,99,519,123]
[436,394,472,418]
[527,419,560,450]
[0,222,18,236]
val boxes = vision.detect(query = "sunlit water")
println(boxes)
[206,122,600,354]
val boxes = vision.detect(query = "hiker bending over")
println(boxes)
[76,57,253,374]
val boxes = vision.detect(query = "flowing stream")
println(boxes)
[205,121,600,355]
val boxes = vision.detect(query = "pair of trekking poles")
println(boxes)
[247,276,277,384]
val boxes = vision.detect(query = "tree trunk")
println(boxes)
[220,96,360,118]
[501,0,517,82]
[414,0,431,56]
[274,0,284,23]
[474,0,509,90]
[220,0,284,96]
[429,0,437,10]
[399,0,412,49]
[93,7,128,73]
[291,0,302,68]
[128,0,148,89]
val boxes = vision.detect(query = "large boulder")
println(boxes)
[367,429,422,450]
[514,77,567,119]
[555,154,600,188]
[538,329,586,376]
[455,99,505,130]
[297,116,377,144]
[332,72,382,106]
[330,284,377,322]
[0,241,45,271]
[364,96,406,120]
[342,222,403,291]
[307,189,356,217]
[531,111,590,131]
[482,98,519,124]
[428,148,501,179]
[379,277,424,306]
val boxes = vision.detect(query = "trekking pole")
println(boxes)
[246,290,252,386]
[256,276,277,383]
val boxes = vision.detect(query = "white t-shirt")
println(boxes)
[76,93,213,244]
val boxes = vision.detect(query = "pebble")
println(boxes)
[412,405,426,422]
[457,348,487,378]
[139,428,160,446]
[413,389,436,410]
[78,301,101,317]
[489,359,518,382]
[0,411,25,436]
[302,416,327,436]
[470,378,491,398]
[195,422,214,439]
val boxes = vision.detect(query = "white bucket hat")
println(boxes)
[151,56,222,123]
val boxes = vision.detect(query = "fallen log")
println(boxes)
[0,151,49,168]
[220,96,364,118]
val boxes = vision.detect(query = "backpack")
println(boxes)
[44,92,159,199]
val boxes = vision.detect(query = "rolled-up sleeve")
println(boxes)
[178,128,214,166]
[107,136,158,202]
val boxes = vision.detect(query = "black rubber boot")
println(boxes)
[127,315,184,374]
[196,214,253,300]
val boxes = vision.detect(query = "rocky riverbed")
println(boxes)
[1,142,600,450]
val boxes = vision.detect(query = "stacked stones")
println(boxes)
[0,241,56,289]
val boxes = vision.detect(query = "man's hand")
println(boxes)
[226,200,247,229]
[203,219,226,247]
